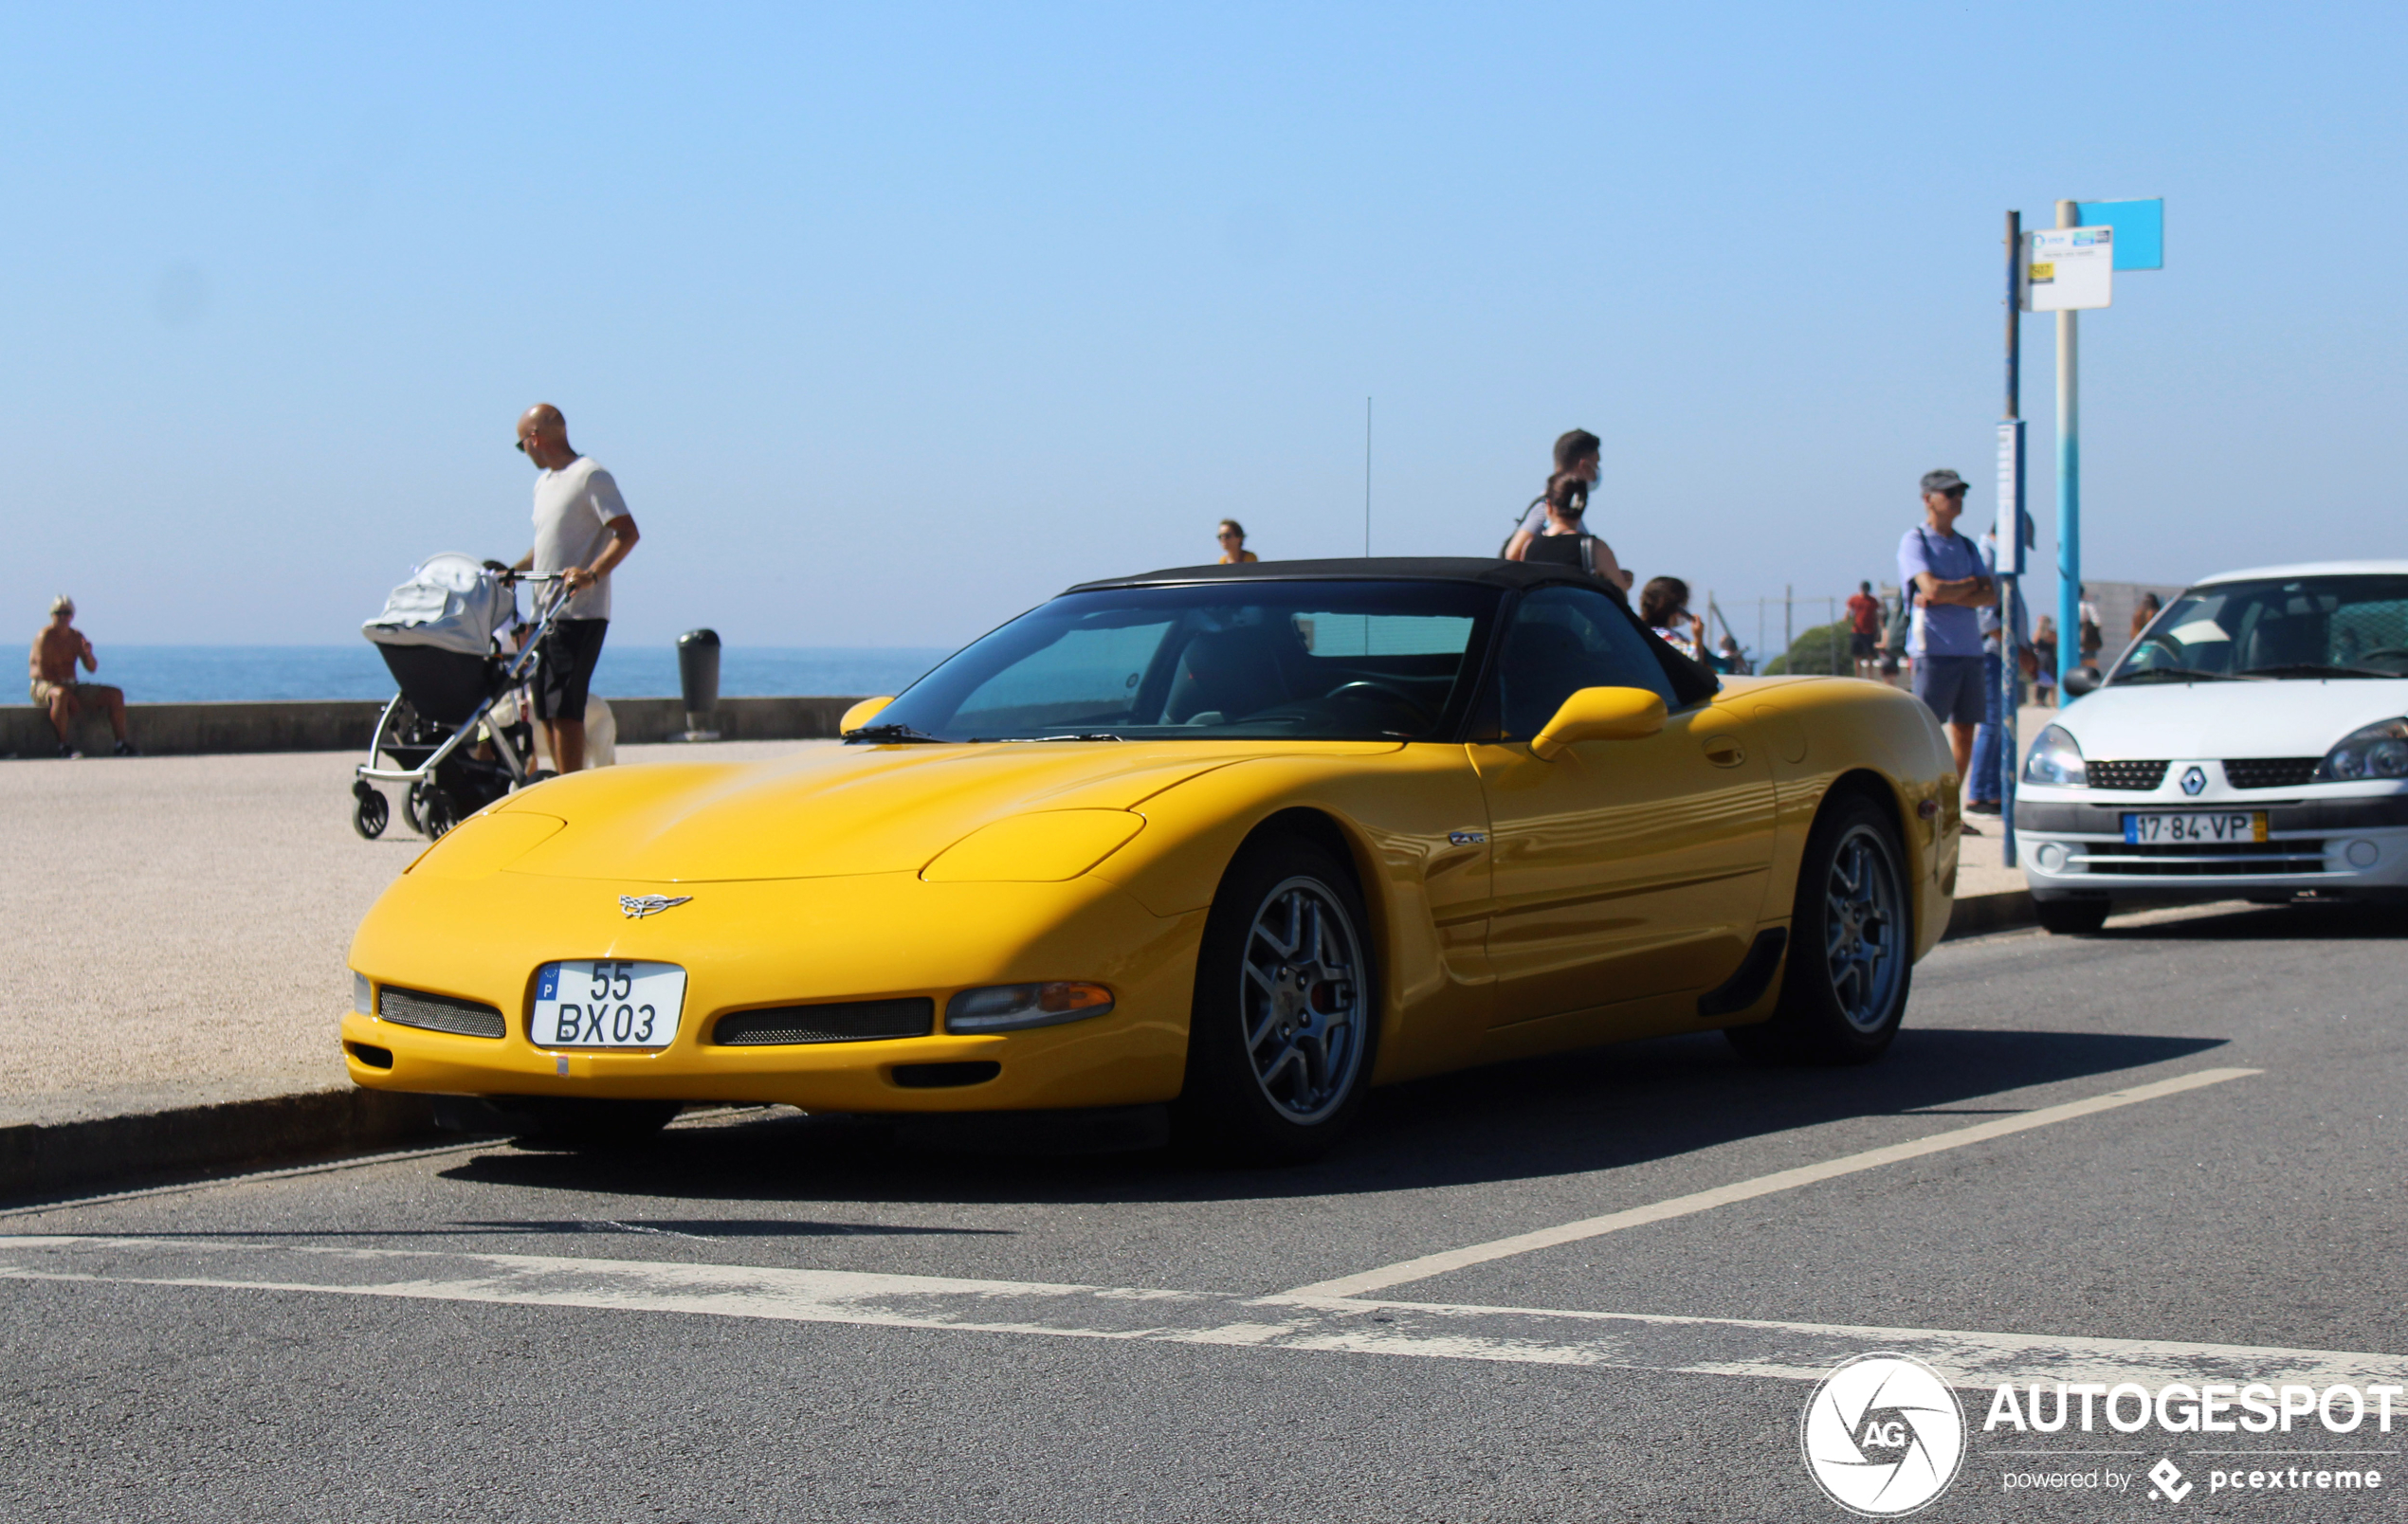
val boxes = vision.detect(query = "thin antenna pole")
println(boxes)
[1363,397,1373,557]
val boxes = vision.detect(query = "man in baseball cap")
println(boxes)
[1896,469,1993,822]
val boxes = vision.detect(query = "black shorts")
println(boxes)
[533,618,609,722]
[1848,631,1876,659]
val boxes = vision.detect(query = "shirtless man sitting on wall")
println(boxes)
[29,596,135,758]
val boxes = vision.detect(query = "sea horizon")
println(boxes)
[51,645,955,705]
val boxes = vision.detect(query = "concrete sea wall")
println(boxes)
[1,695,867,758]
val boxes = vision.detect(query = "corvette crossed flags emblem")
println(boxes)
[618,894,693,918]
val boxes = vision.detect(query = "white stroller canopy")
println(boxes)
[362,553,518,655]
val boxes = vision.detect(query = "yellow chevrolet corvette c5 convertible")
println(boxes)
[344,558,1961,1160]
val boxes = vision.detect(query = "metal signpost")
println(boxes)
[2016,197,2164,692]
[1999,197,2162,866]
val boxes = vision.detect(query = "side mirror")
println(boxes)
[839,696,898,735]
[2062,665,2103,698]
[1530,686,1667,760]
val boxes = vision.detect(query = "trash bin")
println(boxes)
[676,628,721,741]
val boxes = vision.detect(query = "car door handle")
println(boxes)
[1702,735,1746,767]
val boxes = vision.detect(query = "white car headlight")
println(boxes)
[2313,717,2408,782]
[2022,724,2087,786]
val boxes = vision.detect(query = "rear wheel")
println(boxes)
[419,786,461,839]
[2034,897,2111,935]
[403,779,433,835]
[1728,792,1911,1063]
[1174,835,1377,1165]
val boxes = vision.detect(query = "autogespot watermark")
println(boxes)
[1801,1353,1967,1516]
[1801,1358,2400,1514]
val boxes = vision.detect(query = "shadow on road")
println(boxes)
[437,1025,2226,1209]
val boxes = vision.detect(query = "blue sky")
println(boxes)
[4,3,2400,651]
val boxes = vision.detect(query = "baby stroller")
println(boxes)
[353,553,566,840]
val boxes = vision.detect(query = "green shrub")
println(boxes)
[1761,618,1856,677]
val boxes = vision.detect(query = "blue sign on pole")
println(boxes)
[2072,198,2164,270]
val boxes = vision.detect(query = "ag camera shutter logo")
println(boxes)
[1801,1352,1966,1516]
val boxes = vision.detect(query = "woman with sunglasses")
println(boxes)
[1215,519,1258,564]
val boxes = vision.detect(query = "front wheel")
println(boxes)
[352,787,389,840]
[1728,792,1911,1063]
[1174,835,1378,1165]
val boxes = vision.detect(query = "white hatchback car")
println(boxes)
[2017,561,2408,933]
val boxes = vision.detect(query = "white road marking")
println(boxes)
[1287,1066,2260,1297]
[0,1233,2395,1391]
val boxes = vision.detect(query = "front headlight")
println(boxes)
[2314,717,2408,782]
[2023,724,2087,786]
[945,982,1116,1033]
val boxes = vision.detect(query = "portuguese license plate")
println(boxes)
[2122,811,2268,845]
[532,960,686,1048]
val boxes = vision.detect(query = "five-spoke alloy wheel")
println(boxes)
[1238,875,1370,1127]
[1728,791,1912,1063]
[1178,834,1378,1163]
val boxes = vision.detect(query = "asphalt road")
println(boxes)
[3,903,2402,1523]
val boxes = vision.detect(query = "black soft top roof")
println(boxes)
[1065,556,1593,596]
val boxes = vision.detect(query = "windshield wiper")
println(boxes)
[2235,662,2402,680]
[2111,666,2248,684]
[844,722,951,744]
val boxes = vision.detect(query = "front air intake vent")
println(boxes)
[2087,760,2170,790]
[2223,757,2320,789]
[712,998,935,1047]
[378,986,506,1039]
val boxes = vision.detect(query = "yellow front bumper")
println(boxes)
[343,868,1204,1113]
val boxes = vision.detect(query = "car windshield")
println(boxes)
[2111,574,2408,683]
[866,580,1499,742]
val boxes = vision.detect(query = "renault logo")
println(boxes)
[618,894,693,918]
[2180,766,2207,796]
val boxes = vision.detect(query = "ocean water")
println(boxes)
[72,646,955,704]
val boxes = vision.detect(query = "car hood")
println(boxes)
[483,739,1398,883]
[2058,679,2408,759]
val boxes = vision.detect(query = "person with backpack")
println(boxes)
[1896,468,1994,817]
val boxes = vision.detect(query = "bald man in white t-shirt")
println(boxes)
[508,404,639,773]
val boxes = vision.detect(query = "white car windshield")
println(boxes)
[2113,574,2408,683]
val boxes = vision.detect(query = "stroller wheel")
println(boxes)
[420,787,461,839]
[404,780,433,835]
[352,789,391,840]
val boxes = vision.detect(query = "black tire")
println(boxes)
[1173,834,1379,1165]
[1726,791,1912,1064]
[352,789,390,840]
[2034,897,2112,935]
[403,779,432,836]
[508,1098,683,1152]
[420,786,461,840]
